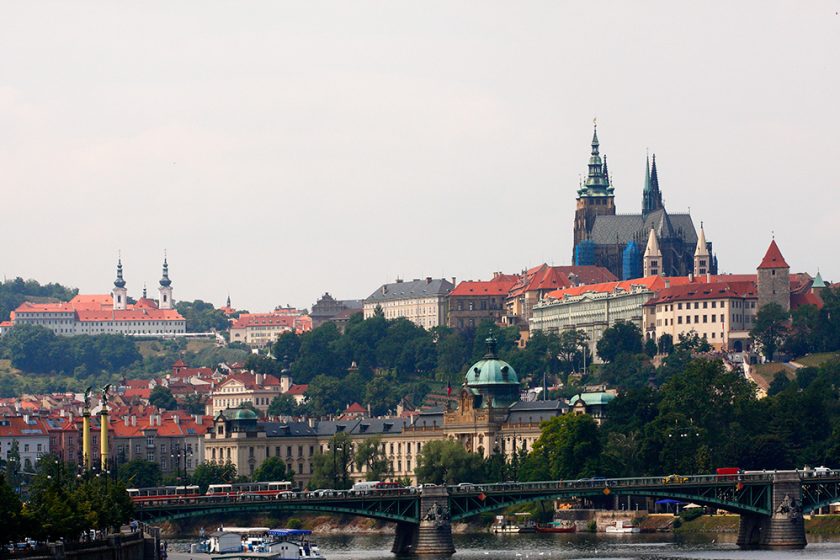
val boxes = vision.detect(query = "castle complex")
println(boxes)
[572,125,716,280]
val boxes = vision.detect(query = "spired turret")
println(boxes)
[643,228,662,277]
[112,258,128,310]
[158,255,174,309]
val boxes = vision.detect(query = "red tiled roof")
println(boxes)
[286,384,308,396]
[173,359,187,368]
[232,313,297,329]
[0,416,51,437]
[124,388,151,400]
[12,294,184,323]
[508,265,617,298]
[758,240,790,269]
[344,402,367,413]
[124,379,151,389]
[218,373,280,390]
[449,275,519,297]
[791,291,824,310]
[644,280,758,306]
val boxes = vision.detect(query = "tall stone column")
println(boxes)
[82,408,92,470]
[414,486,455,555]
[100,408,110,472]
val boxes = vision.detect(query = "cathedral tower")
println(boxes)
[694,222,710,276]
[112,259,128,310]
[572,123,616,261]
[158,256,174,310]
[643,228,662,277]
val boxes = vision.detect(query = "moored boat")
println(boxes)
[535,521,576,533]
[604,520,640,534]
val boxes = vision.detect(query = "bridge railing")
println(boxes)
[446,473,775,494]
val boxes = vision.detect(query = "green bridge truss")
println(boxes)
[137,494,420,524]
[136,474,797,524]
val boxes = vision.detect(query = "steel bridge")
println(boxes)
[136,470,840,554]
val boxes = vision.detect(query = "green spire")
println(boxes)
[642,153,664,215]
[643,152,651,192]
[813,271,826,288]
[579,122,610,197]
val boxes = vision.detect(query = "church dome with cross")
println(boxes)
[463,337,520,408]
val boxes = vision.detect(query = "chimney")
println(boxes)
[255,373,264,386]
[706,272,712,283]
[426,277,432,284]
[307,418,315,428]
[173,414,180,425]
[123,416,129,427]
[451,277,456,285]
[688,272,694,283]
[23,414,30,424]
[131,415,136,427]
[194,414,202,425]
[664,278,671,288]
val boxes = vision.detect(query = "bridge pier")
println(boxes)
[737,471,806,550]
[392,486,455,556]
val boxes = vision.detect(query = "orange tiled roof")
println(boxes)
[286,384,308,396]
[449,275,519,297]
[758,240,790,270]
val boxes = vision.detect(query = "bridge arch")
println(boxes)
[136,498,420,525]
[448,486,772,521]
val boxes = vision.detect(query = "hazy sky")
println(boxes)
[2,2,838,312]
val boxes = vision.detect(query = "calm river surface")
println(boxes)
[171,533,840,560]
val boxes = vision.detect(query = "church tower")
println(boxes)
[158,256,174,310]
[642,154,664,215]
[694,222,710,276]
[757,239,790,312]
[643,228,662,277]
[112,259,128,310]
[572,122,616,261]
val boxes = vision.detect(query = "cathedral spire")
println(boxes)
[580,121,610,196]
[642,153,664,215]
[694,222,709,257]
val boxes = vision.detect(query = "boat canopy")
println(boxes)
[267,529,313,537]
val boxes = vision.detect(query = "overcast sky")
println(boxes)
[1,2,838,312]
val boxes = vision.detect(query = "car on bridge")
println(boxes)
[662,474,689,484]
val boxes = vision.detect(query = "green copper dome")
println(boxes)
[225,407,258,421]
[465,338,519,387]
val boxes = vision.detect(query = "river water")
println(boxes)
[305,532,840,560]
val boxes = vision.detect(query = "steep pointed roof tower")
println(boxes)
[642,153,664,215]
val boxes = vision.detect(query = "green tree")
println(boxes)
[175,300,230,333]
[557,329,589,374]
[657,334,674,355]
[302,375,348,417]
[268,394,299,417]
[309,432,354,489]
[596,321,643,363]
[25,456,86,540]
[273,331,302,364]
[182,393,207,415]
[354,436,392,481]
[149,385,178,410]
[191,461,237,493]
[291,323,344,383]
[751,303,790,361]
[252,456,294,482]
[117,459,162,488]
[0,472,23,543]
[523,414,601,481]
[415,440,485,485]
